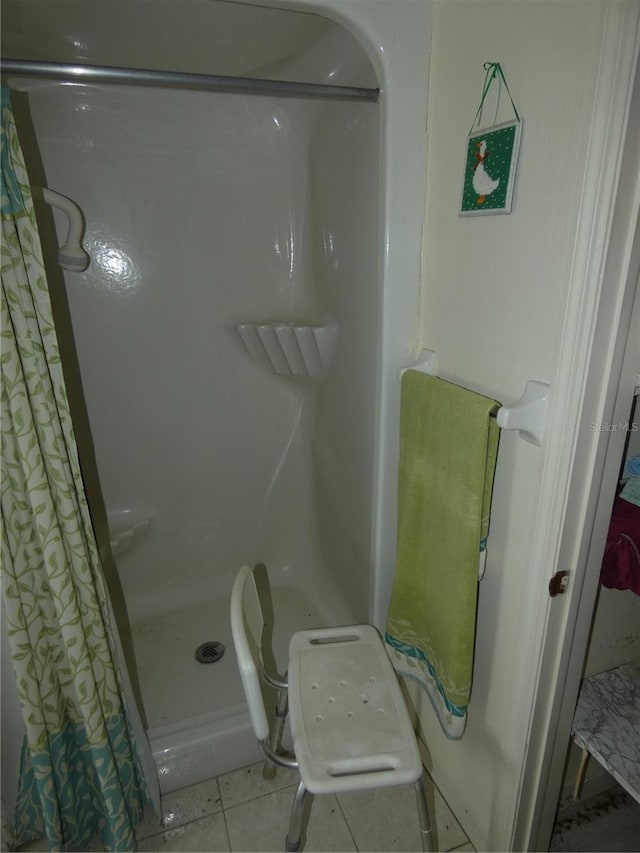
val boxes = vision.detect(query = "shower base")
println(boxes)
[130,582,328,793]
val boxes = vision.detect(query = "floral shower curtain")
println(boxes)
[1,88,149,850]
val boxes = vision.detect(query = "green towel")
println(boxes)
[385,371,500,739]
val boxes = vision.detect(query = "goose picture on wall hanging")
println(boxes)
[461,62,522,216]
[472,139,500,204]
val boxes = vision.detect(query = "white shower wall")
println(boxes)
[22,82,379,627]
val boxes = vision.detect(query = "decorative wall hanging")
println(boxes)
[461,62,522,216]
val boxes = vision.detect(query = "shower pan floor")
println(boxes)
[128,574,353,790]
[130,582,324,730]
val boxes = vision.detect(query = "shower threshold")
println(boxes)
[149,703,262,794]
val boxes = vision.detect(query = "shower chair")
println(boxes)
[230,563,434,852]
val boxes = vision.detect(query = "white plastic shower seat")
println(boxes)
[288,624,424,793]
[230,564,433,852]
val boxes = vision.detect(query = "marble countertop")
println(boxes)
[572,663,640,803]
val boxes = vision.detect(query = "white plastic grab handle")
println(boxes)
[41,187,90,271]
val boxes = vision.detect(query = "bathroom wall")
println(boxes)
[410,1,624,849]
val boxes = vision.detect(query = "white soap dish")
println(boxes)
[236,322,337,377]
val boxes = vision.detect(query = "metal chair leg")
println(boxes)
[285,780,313,852]
[263,686,289,779]
[414,774,434,852]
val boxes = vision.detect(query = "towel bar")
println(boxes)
[398,349,550,447]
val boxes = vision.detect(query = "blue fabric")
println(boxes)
[626,455,640,477]
[621,475,640,508]
[14,715,146,852]
[1,88,26,216]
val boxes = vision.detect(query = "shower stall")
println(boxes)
[1,0,430,796]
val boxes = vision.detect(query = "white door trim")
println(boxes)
[512,1,640,847]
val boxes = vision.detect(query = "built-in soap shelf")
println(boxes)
[107,509,151,558]
[236,322,337,378]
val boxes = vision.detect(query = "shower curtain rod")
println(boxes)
[0,58,380,102]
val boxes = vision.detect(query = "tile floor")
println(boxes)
[17,765,640,852]
[549,783,640,852]
[134,760,475,852]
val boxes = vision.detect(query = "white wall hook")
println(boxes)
[496,380,550,447]
[397,348,438,381]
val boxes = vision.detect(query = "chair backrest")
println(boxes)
[230,564,270,741]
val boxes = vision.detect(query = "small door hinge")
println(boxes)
[549,570,569,597]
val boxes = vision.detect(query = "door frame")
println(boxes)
[512,3,640,848]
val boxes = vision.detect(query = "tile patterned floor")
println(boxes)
[135,761,476,852]
[16,760,640,851]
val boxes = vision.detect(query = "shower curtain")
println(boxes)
[1,88,150,851]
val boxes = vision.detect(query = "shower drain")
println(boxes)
[195,641,225,664]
